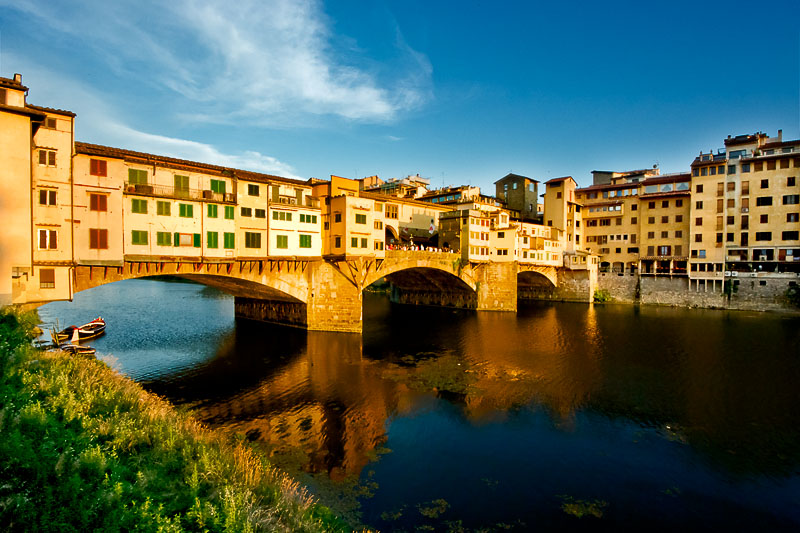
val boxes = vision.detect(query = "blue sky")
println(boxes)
[1,0,798,190]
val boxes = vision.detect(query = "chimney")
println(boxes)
[13,73,22,83]
[778,129,783,142]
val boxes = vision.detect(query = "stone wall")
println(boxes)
[475,262,517,311]
[552,269,594,302]
[596,272,639,303]
[234,297,308,328]
[306,262,363,332]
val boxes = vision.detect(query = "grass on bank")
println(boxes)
[0,308,351,532]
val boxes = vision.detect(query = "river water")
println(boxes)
[39,279,800,531]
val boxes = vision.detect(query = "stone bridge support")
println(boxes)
[475,262,518,311]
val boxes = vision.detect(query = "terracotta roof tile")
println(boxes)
[26,103,76,117]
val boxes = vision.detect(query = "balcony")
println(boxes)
[124,182,235,203]
[269,195,320,209]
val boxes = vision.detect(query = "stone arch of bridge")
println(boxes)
[517,268,558,288]
[72,263,308,303]
[362,261,477,293]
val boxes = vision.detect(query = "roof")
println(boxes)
[494,173,538,184]
[0,76,27,92]
[577,182,637,193]
[26,103,76,118]
[638,190,691,199]
[640,173,690,185]
[545,176,575,185]
[75,142,308,186]
[758,139,800,150]
[724,133,766,147]
[0,103,46,120]
[359,190,450,210]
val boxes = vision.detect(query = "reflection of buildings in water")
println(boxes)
[195,331,400,481]
[456,305,604,422]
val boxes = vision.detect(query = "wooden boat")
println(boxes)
[52,317,106,343]
[58,343,97,356]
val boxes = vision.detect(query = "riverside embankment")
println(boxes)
[0,308,351,532]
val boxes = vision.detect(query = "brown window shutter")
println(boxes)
[39,230,47,249]
[89,229,98,249]
[49,230,57,249]
[100,229,108,249]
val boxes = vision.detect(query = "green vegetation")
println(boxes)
[593,289,612,303]
[557,495,608,518]
[0,308,350,532]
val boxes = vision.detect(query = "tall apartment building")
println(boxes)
[543,176,582,254]
[690,130,800,292]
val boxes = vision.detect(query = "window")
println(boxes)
[386,204,398,219]
[374,220,383,230]
[351,237,358,248]
[727,198,735,208]
[742,181,750,195]
[695,184,703,193]
[781,159,790,169]
[131,199,147,214]
[647,231,655,239]
[255,209,266,218]
[276,235,288,249]
[675,230,683,238]
[648,201,655,209]
[206,231,219,248]
[210,179,226,194]
[155,232,170,246]
[89,229,109,249]
[179,204,194,218]
[375,241,384,250]
[661,231,668,238]
[43,117,57,129]
[299,234,311,248]
[661,216,669,223]
[131,230,148,245]
[767,160,776,171]
[173,233,197,247]
[90,159,107,177]
[224,206,234,219]
[755,232,772,241]
[248,184,260,196]
[125,169,147,185]
[789,177,796,187]
[695,234,702,243]
[782,231,799,241]
[676,200,683,207]
[245,232,261,248]
[631,204,637,211]
[727,182,736,192]
[38,149,56,166]
[334,213,342,223]
[726,215,735,225]
[334,236,342,248]
[783,195,800,205]
[696,201,703,209]
[761,179,769,189]
[675,215,683,222]
[207,204,218,218]
[556,192,562,199]
[788,213,799,223]
[361,238,368,248]
[174,175,189,192]
[728,165,736,174]
[648,217,655,224]
[355,213,367,224]
[224,232,235,249]
[90,194,108,212]
[39,268,55,289]
[742,215,749,229]
[241,207,252,217]
[756,197,773,207]
[631,217,637,224]
[742,163,751,173]
[760,214,768,223]
[661,200,668,208]
[695,217,702,226]
[39,189,57,206]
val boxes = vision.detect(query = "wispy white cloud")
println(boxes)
[1,0,432,125]
[8,55,301,177]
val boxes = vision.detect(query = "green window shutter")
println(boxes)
[208,204,217,218]
[351,237,358,248]
[188,205,193,217]
[193,233,201,247]
[175,175,189,190]
[207,231,218,248]
[225,206,234,219]
[224,232,235,249]
[174,232,180,246]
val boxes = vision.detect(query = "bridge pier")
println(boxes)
[475,262,518,312]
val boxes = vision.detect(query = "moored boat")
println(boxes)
[52,317,106,343]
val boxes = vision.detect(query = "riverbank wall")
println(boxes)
[596,272,799,312]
